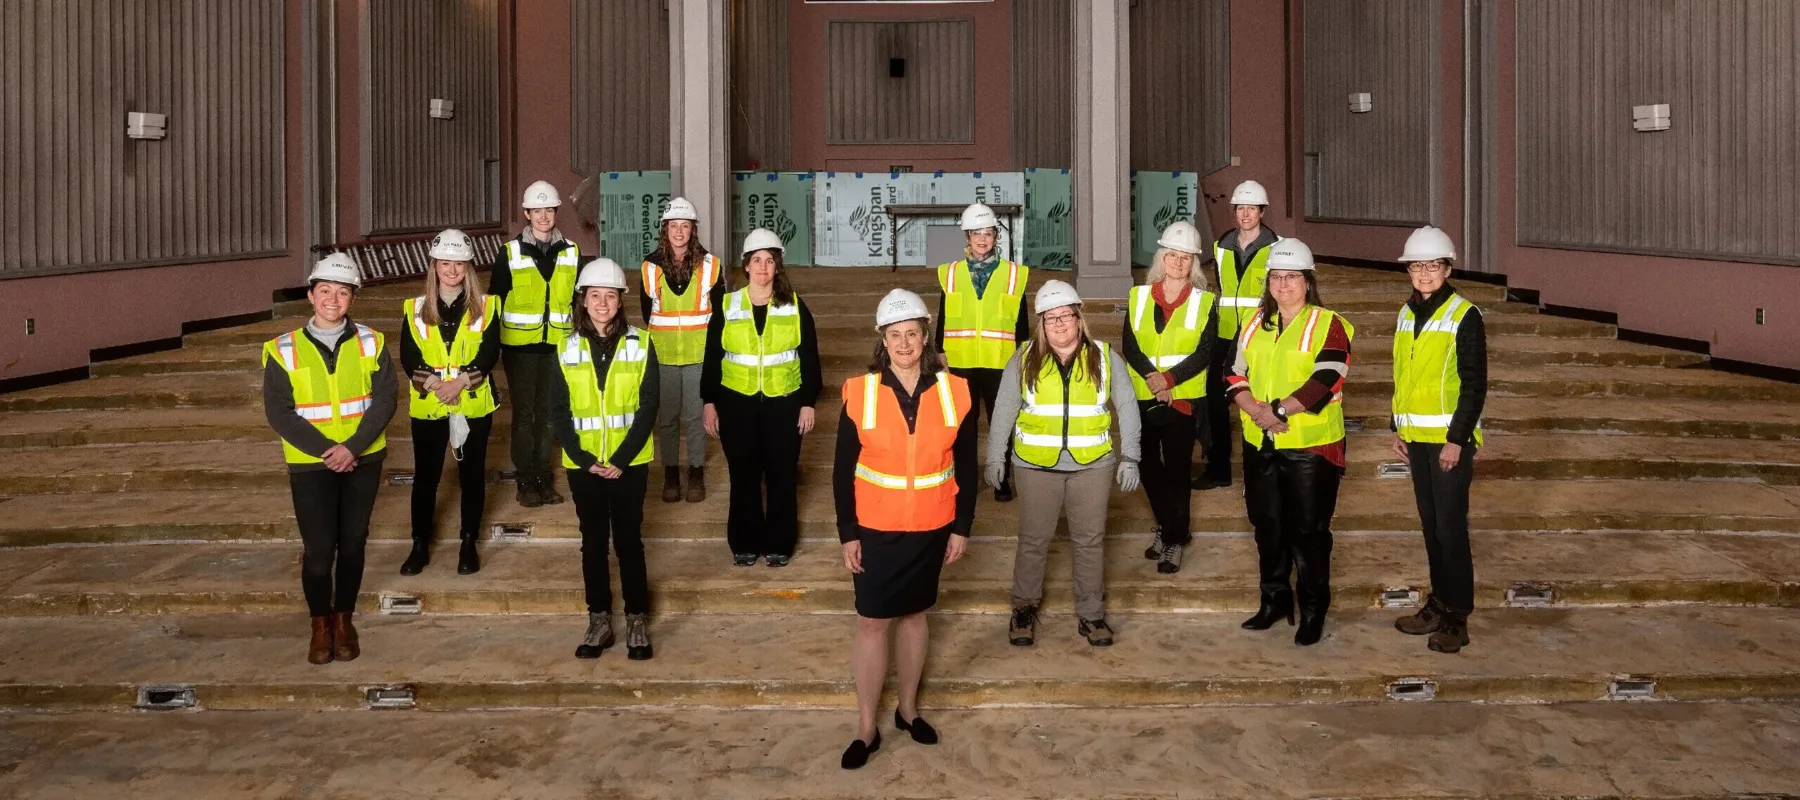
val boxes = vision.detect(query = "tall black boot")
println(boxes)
[399,538,431,576]
[457,532,481,575]
[1241,587,1295,630]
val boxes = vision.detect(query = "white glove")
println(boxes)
[985,460,1008,491]
[1116,461,1141,493]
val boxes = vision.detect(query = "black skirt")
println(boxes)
[852,525,953,619]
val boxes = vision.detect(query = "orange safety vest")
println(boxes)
[841,371,973,533]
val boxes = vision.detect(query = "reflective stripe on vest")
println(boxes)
[264,325,388,464]
[1127,284,1213,401]
[938,259,1029,369]
[499,239,580,345]
[718,288,803,397]
[1392,293,1482,446]
[1013,342,1114,467]
[643,254,720,366]
[1237,307,1356,451]
[405,295,499,420]
[1215,239,1278,338]
[843,371,970,532]
[557,330,654,468]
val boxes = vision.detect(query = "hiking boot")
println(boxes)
[538,476,565,505]
[733,552,759,567]
[764,554,791,568]
[575,612,614,659]
[626,614,654,660]
[1143,525,1164,560]
[1395,595,1446,636]
[685,468,706,503]
[516,478,544,508]
[1428,614,1470,654]
[1008,604,1038,646]
[661,467,682,503]
[1156,540,1184,574]
[1079,617,1115,647]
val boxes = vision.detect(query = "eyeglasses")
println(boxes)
[1407,261,1449,274]
[1266,272,1308,284]
[1042,311,1080,327]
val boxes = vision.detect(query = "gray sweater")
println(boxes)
[987,344,1142,472]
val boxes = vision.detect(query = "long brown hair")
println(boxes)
[650,221,710,282]
[419,260,488,327]
[739,246,795,306]
[1021,310,1104,393]
[867,319,946,375]
[1257,272,1325,332]
[572,287,628,342]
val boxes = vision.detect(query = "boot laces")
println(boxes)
[1159,540,1183,565]
[627,615,651,648]
[1010,606,1037,631]
[582,615,611,647]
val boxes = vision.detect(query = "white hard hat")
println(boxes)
[960,203,998,232]
[1155,220,1205,255]
[1230,180,1270,206]
[428,228,475,262]
[1265,238,1316,272]
[1399,225,1456,263]
[1035,279,1083,315]
[874,288,931,328]
[662,197,699,222]
[741,227,784,257]
[522,180,561,209]
[575,258,629,292]
[308,252,363,288]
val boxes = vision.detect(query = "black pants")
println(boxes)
[567,465,651,615]
[1243,443,1341,614]
[952,366,1012,488]
[1139,402,1196,545]
[717,392,803,557]
[290,461,384,617]
[1201,343,1235,482]
[503,349,557,484]
[410,414,494,540]
[1407,441,1477,614]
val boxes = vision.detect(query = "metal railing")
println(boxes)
[311,231,508,286]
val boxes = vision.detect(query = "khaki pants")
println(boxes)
[1011,464,1112,621]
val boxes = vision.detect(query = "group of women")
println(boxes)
[261,180,1487,772]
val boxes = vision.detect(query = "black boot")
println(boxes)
[399,539,431,576]
[1240,588,1295,630]
[457,533,481,575]
[1294,607,1327,646]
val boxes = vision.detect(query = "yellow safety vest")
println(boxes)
[498,239,580,347]
[263,324,388,465]
[1215,239,1277,339]
[1012,341,1114,467]
[719,289,803,398]
[1126,284,1215,401]
[557,330,654,469]
[1392,293,1483,446]
[404,295,499,420]
[937,258,1028,370]
[1237,306,1356,451]
[642,254,721,366]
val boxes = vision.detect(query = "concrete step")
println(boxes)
[7,395,1798,450]
[3,432,1797,496]
[8,364,1790,415]
[5,478,1799,547]
[3,606,1799,711]
[1,532,1792,616]
[2,703,1792,798]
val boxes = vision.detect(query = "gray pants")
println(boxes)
[656,362,707,468]
[1011,464,1112,621]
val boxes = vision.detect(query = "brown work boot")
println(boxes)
[1008,604,1038,647]
[1395,595,1446,636]
[307,616,334,665]
[661,467,682,503]
[1428,614,1470,654]
[516,477,544,508]
[1079,617,1115,647]
[685,467,706,503]
[332,611,360,662]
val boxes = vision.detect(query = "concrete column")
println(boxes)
[1071,0,1132,300]
[668,0,731,251]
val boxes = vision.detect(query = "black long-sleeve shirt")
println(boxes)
[699,293,823,407]
[1391,284,1489,447]
[833,369,979,542]
[488,229,578,354]
[398,291,503,410]
[548,331,661,470]
[1119,285,1221,395]
[261,317,398,474]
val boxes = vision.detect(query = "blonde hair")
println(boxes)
[1146,247,1208,290]
[419,260,488,327]
[1021,310,1103,393]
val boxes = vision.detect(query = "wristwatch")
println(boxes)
[1272,403,1289,422]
